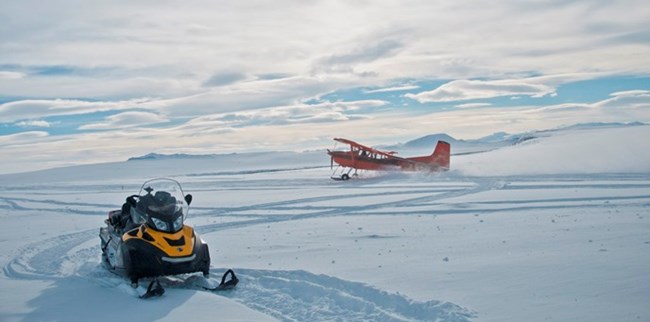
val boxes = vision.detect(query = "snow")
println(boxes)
[1,124,649,321]
[454,125,650,176]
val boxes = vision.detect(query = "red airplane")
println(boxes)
[327,138,450,180]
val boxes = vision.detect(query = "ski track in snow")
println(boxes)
[192,175,650,236]
[226,269,473,322]
[2,171,650,321]
[3,229,98,280]
[0,196,111,215]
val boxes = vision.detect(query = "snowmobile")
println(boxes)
[99,178,238,298]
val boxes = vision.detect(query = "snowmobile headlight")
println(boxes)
[151,217,168,231]
[173,216,183,231]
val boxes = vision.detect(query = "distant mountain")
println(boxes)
[128,153,222,161]
[548,121,645,131]
[126,150,325,164]
[127,153,212,161]
[382,132,524,155]
[476,131,510,143]
[401,133,459,148]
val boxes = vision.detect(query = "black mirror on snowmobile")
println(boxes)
[185,194,192,206]
[127,195,138,207]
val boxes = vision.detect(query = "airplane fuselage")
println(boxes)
[327,148,447,172]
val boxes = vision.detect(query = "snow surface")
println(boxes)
[1,125,649,321]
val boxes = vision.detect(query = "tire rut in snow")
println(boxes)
[3,229,98,280]
[224,269,474,322]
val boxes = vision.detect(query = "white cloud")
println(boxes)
[455,103,493,109]
[595,90,650,109]
[202,71,250,87]
[157,75,378,118]
[79,111,169,130]
[0,74,202,101]
[14,120,51,127]
[610,90,650,97]
[405,79,556,103]
[0,98,154,123]
[312,39,405,75]
[0,131,49,146]
[184,100,384,129]
[364,85,419,94]
[1,1,648,101]
[0,71,26,79]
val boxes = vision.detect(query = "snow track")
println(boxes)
[4,229,98,280]
[227,269,473,322]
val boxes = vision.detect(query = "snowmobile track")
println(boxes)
[3,229,98,280]
[226,269,474,322]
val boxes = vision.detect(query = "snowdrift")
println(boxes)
[454,125,650,176]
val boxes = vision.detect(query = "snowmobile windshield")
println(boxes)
[131,178,189,233]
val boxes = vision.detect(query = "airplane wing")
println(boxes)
[333,138,398,157]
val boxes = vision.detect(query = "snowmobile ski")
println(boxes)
[205,269,239,291]
[139,279,165,299]
[130,269,238,298]
[160,269,239,291]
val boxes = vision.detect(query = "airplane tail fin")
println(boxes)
[430,141,450,170]
[406,141,450,170]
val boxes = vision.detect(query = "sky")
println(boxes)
[1,0,649,174]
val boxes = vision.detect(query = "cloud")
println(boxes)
[610,90,650,97]
[1,1,648,96]
[364,85,419,94]
[0,73,202,100]
[405,79,556,103]
[0,98,153,123]
[14,120,51,127]
[536,103,592,113]
[0,71,26,79]
[0,131,49,147]
[202,71,249,87]
[455,103,493,109]
[312,39,404,75]
[185,99,385,129]
[157,75,359,117]
[595,90,650,109]
[79,111,169,130]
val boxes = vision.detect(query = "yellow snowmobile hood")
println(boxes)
[122,225,195,257]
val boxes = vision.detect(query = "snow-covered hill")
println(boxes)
[1,124,649,321]
[385,122,647,157]
[454,124,650,175]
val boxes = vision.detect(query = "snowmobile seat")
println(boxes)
[110,195,139,233]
